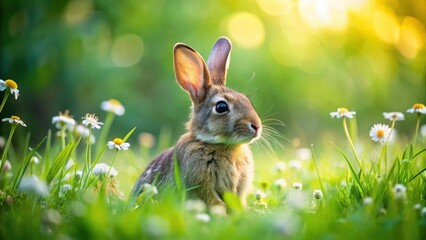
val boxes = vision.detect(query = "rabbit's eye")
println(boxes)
[215,101,229,114]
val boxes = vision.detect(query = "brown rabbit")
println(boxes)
[132,37,262,207]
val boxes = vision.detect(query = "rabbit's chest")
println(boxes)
[202,146,253,194]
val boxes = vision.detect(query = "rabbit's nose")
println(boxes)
[249,123,261,135]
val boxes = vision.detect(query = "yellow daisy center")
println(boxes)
[113,138,124,145]
[338,108,349,114]
[377,129,385,138]
[109,99,122,106]
[11,115,21,121]
[5,79,18,89]
[413,103,425,110]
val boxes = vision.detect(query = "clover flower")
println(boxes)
[186,199,207,213]
[296,147,311,161]
[369,124,391,143]
[142,183,159,196]
[52,110,76,129]
[210,205,227,217]
[421,125,426,137]
[289,159,302,170]
[363,197,373,205]
[59,184,72,198]
[383,112,405,121]
[0,160,12,172]
[273,161,286,172]
[292,182,302,190]
[274,178,287,191]
[82,113,103,129]
[92,163,118,177]
[313,189,323,200]
[195,213,211,223]
[107,138,130,151]
[421,207,426,218]
[330,108,356,118]
[407,103,426,114]
[0,79,19,99]
[101,99,125,116]
[393,183,407,199]
[18,175,50,197]
[2,116,27,127]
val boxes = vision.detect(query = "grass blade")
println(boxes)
[330,141,364,195]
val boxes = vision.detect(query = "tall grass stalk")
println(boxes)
[0,123,17,176]
[0,91,10,114]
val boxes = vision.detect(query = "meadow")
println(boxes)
[1,1,426,239]
[0,81,425,239]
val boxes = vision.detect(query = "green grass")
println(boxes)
[1,100,426,239]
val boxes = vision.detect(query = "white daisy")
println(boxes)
[52,110,76,129]
[383,112,405,121]
[92,163,118,177]
[74,124,95,143]
[82,113,103,129]
[0,79,19,99]
[2,116,27,127]
[107,138,130,150]
[369,124,391,143]
[330,108,356,118]
[407,103,426,114]
[101,99,125,116]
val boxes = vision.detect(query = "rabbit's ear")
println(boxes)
[207,37,232,86]
[174,44,211,102]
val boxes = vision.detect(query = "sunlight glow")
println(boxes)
[298,0,348,31]
[227,12,265,48]
[396,17,426,59]
[64,0,93,25]
[256,0,292,16]
[373,8,399,45]
[111,35,144,67]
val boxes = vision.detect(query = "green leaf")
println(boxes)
[330,141,364,196]
[224,192,243,213]
[45,139,80,184]
[123,127,137,142]
[409,167,426,182]
[12,137,47,191]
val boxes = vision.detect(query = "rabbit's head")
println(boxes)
[173,37,261,146]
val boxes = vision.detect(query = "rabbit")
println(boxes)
[132,37,262,207]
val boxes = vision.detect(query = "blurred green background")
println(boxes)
[1,0,425,146]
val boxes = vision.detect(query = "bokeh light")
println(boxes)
[111,34,144,68]
[227,12,265,48]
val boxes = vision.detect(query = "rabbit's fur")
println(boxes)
[132,37,262,207]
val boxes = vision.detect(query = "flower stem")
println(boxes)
[343,117,363,171]
[101,150,118,196]
[0,91,10,114]
[413,113,421,148]
[96,112,115,157]
[61,128,66,150]
[0,124,17,176]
